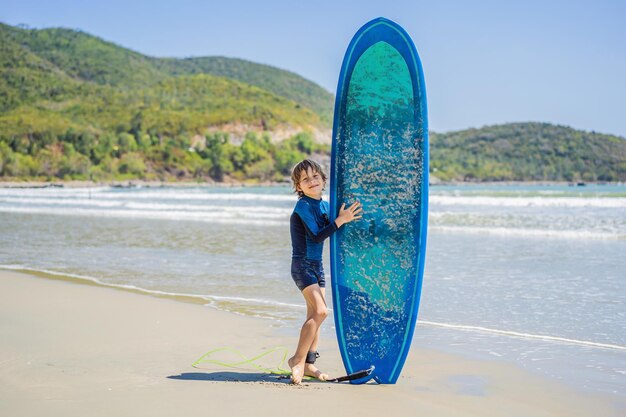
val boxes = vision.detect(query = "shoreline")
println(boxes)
[1,269,623,416]
[0,179,624,189]
[0,179,290,189]
[7,265,626,353]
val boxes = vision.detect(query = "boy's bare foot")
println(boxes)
[304,363,329,381]
[288,356,304,385]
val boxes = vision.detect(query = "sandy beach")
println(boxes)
[0,270,622,417]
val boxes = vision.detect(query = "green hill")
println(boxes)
[0,23,333,122]
[0,24,87,112]
[1,24,167,89]
[431,123,626,182]
[151,56,334,124]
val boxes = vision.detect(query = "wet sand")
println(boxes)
[0,270,622,417]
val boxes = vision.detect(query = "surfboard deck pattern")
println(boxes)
[329,18,428,384]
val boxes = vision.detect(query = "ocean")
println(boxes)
[1,183,624,396]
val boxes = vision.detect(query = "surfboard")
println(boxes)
[329,17,429,384]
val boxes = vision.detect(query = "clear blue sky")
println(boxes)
[3,0,626,137]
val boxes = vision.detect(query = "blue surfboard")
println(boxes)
[329,17,428,384]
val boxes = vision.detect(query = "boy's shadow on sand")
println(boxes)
[167,372,288,383]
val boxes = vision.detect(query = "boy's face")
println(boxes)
[297,167,324,199]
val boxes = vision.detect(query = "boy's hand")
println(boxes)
[335,201,363,228]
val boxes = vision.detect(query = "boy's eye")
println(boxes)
[301,174,321,184]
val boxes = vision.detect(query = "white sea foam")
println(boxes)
[208,294,305,310]
[0,188,295,202]
[417,320,626,351]
[0,196,130,208]
[0,196,291,217]
[431,195,626,208]
[430,225,623,240]
[0,265,303,311]
[0,187,294,224]
[100,191,296,202]
[0,205,286,226]
[0,187,111,197]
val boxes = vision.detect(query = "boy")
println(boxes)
[288,159,362,384]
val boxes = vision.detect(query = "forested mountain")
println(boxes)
[0,23,330,127]
[151,56,334,124]
[430,123,626,182]
[1,23,624,183]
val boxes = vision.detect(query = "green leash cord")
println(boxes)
[192,346,292,376]
[192,347,376,383]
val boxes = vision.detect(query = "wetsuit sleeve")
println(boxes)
[295,204,338,244]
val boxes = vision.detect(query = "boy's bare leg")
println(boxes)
[304,288,329,380]
[288,284,327,384]
[309,287,325,351]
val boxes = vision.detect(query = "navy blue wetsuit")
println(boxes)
[290,195,338,291]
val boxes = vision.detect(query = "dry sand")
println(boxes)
[0,270,622,417]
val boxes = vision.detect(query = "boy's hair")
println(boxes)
[291,159,327,198]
